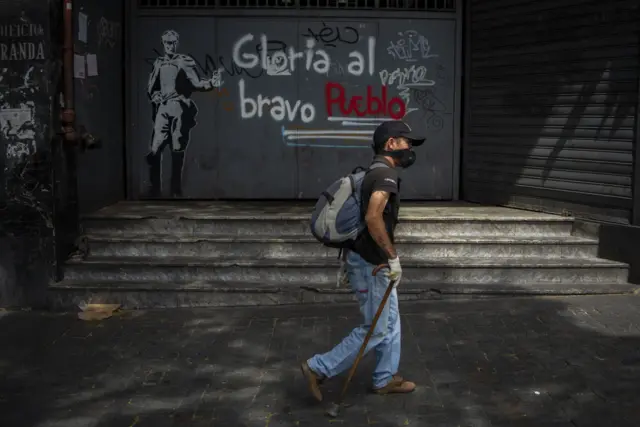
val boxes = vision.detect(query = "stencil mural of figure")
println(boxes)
[146,29,222,197]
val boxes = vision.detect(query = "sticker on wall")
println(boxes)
[78,12,88,43]
[86,53,98,76]
[73,54,85,79]
[145,29,223,198]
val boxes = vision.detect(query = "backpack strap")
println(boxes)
[368,161,390,171]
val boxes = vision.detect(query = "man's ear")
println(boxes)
[383,138,394,151]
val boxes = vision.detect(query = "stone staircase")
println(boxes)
[48,201,636,308]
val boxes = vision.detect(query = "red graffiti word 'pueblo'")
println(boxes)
[325,82,406,120]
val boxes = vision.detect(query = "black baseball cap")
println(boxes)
[372,120,426,151]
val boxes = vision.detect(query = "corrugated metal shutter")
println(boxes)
[463,0,640,224]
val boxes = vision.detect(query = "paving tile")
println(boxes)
[2,295,640,426]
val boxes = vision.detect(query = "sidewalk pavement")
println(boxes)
[2,295,640,427]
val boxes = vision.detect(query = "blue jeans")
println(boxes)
[307,250,401,389]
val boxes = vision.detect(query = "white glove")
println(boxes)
[336,259,349,288]
[386,256,402,288]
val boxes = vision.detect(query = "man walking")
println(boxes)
[301,120,426,400]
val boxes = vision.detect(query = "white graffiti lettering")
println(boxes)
[387,30,438,62]
[0,42,45,61]
[379,65,435,88]
[0,23,44,38]
[97,17,120,48]
[239,78,315,123]
[379,65,436,115]
[232,33,375,77]
[347,51,364,76]
[233,34,330,75]
[346,36,375,76]
[232,33,260,68]
[265,52,291,76]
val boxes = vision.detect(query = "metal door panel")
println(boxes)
[377,19,456,199]
[293,20,380,199]
[133,17,218,199]
[212,19,300,199]
[128,10,460,200]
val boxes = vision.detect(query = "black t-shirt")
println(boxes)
[351,156,400,266]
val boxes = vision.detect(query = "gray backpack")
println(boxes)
[309,162,389,248]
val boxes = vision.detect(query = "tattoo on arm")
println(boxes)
[365,190,397,259]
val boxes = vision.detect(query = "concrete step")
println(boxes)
[63,256,630,286]
[49,279,638,309]
[84,235,599,259]
[81,216,575,238]
[81,203,576,239]
[51,202,636,309]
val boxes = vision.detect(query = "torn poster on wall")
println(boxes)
[0,17,49,164]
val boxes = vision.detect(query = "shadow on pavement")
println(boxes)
[1,295,640,426]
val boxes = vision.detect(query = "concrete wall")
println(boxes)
[573,221,640,285]
[74,0,125,215]
[0,0,60,308]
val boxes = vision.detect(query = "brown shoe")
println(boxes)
[300,361,324,402]
[373,375,416,395]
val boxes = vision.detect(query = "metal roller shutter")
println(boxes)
[463,0,640,224]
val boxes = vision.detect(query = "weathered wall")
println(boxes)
[0,0,58,308]
[73,0,125,215]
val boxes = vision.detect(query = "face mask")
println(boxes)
[382,149,416,169]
